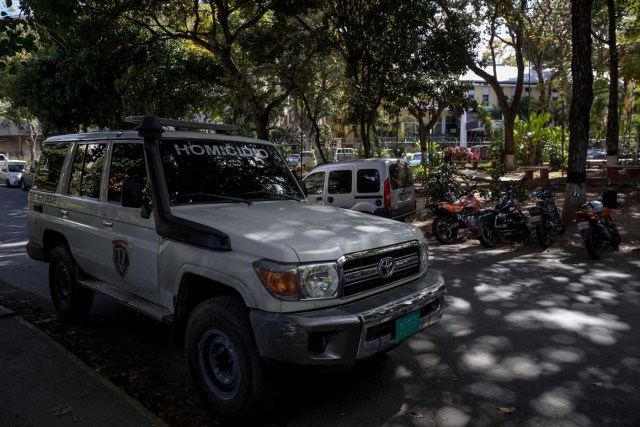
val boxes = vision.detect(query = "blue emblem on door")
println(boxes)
[112,239,130,278]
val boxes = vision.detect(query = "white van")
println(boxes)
[334,147,356,162]
[303,159,416,221]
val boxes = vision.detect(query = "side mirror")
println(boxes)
[122,179,143,208]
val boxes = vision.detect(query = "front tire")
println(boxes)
[21,179,28,191]
[582,229,603,260]
[432,216,458,244]
[536,215,552,248]
[49,245,94,321]
[478,219,498,248]
[186,296,268,420]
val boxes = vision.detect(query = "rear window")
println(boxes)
[356,169,380,193]
[389,162,413,189]
[34,143,69,192]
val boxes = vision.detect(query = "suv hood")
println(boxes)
[172,201,422,263]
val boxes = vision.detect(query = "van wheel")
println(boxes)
[186,296,268,420]
[21,179,28,191]
[5,179,11,188]
[49,245,94,321]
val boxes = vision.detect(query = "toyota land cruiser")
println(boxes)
[26,117,445,418]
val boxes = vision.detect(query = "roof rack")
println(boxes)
[124,116,235,133]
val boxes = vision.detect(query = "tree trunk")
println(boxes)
[502,112,517,170]
[605,0,619,167]
[563,0,593,225]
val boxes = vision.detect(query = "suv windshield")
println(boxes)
[159,138,303,205]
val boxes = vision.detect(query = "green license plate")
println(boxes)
[395,310,421,342]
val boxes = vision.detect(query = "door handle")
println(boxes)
[102,220,113,227]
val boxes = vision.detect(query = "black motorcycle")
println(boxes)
[477,182,531,248]
[528,186,565,247]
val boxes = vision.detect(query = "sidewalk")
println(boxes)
[0,305,166,427]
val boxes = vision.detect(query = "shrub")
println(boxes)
[444,146,472,162]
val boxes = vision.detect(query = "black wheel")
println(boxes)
[186,296,268,419]
[582,229,602,260]
[49,245,93,321]
[5,178,11,188]
[432,216,458,244]
[478,219,498,248]
[536,215,552,248]
[21,179,27,191]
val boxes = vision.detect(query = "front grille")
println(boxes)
[342,242,421,297]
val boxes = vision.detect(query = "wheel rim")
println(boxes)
[55,263,72,301]
[198,329,241,400]
[434,217,456,242]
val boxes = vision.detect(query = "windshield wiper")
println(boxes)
[238,191,303,202]
[175,193,253,205]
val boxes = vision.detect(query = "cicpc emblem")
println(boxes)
[378,257,395,278]
[112,239,130,278]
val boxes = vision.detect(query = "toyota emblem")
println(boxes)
[378,257,395,278]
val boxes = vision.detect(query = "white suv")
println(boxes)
[26,117,445,419]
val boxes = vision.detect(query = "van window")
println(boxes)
[34,143,69,192]
[389,162,413,189]
[68,143,107,199]
[357,169,380,193]
[304,172,325,195]
[328,170,352,194]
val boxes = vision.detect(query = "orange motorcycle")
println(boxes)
[430,183,486,244]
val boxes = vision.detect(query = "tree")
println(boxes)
[7,2,225,133]
[0,98,40,160]
[563,0,593,225]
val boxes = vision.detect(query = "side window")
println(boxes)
[304,172,325,195]
[389,162,414,190]
[108,143,147,203]
[68,143,107,198]
[328,170,352,194]
[357,169,380,193]
[34,143,69,192]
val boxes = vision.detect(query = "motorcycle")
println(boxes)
[574,182,625,259]
[430,182,488,244]
[528,185,566,247]
[477,181,531,248]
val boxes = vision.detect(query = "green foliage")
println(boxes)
[514,112,552,166]
[422,159,469,203]
[545,126,568,171]
[488,127,505,167]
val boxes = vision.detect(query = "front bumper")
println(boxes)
[250,270,445,368]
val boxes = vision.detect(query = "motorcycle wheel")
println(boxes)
[432,216,458,244]
[582,229,603,260]
[536,216,551,248]
[478,219,498,248]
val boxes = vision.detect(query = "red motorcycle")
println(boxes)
[430,183,486,244]
[575,183,625,259]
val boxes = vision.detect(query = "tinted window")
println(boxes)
[68,143,106,198]
[34,143,69,192]
[8,163,25,172]
[356,169,380,193]
[389,162,413,190]
[328,170,352,194]
[158,138,302,205]
[108,143,148,203]
[304,172,325,195]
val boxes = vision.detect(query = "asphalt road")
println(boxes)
[2,184,640,426]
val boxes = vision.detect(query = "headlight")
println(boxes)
[256,260,340,301]
[419,238,429,272]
